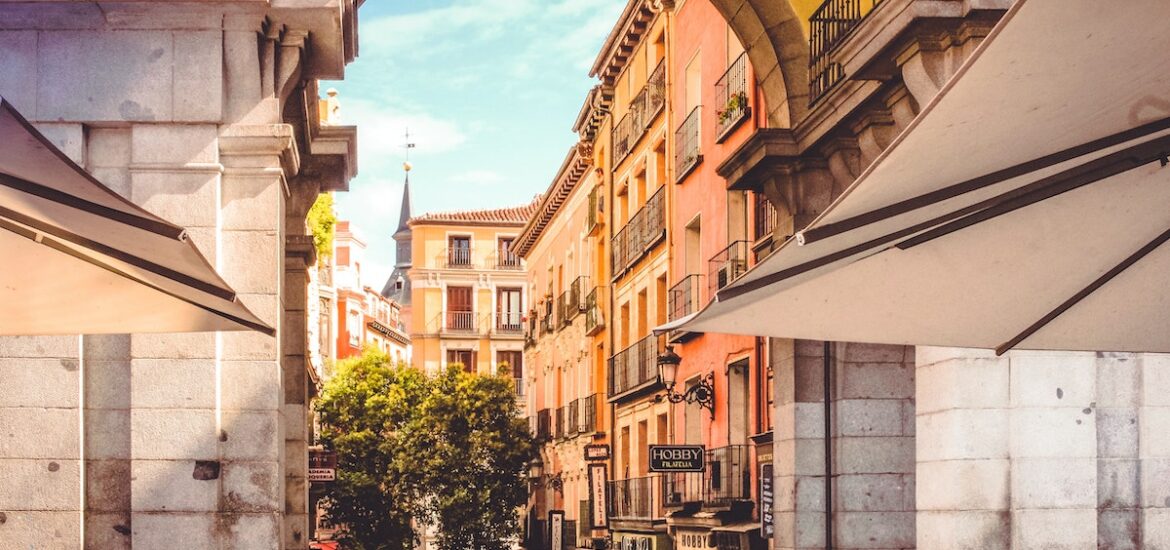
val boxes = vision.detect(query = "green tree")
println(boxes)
[307,193,337,259]
[409,364,536,550]
[316,348,427,550]
[316,354,535,550]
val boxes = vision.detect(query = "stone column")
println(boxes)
[772,340,915,550]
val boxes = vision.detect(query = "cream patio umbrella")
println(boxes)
[665,0,1170,354]
[0,97,273,336]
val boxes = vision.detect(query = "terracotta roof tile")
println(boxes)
[410,196,542,226]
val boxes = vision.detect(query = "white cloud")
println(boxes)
[338,97,466,174]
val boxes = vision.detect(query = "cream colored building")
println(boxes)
[408,200,539,384]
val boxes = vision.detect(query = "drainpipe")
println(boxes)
[823,340,833,550]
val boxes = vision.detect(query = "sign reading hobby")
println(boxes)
[648,445,705,472]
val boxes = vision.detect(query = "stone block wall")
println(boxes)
[772,339,916,550]
[916,347,1170,549]
[0,8,349,547]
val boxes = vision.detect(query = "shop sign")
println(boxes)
[584,443,610,461]
[760,463,774,538]
[648,445,704,472]
[549,510,564,550]
[308,449,337,482]
[588,463,608,528]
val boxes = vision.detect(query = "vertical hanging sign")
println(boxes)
[760,463,774,538]
[549,510,564,550]
[587,463,609,529]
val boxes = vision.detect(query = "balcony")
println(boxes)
[809,0,884,105]
[555,406,565,440]
[524,310,538,348]
[584,287,605,336]
[662,445,753,508]
[587,185,603,236]
[708,240,749,297]
[443,311,477,334]
[675,106,702,181]
[610,186,666,278]
[715,52,751,141]
[536,408,551,440]
[609,476,660,520]
[613,60,666,166]
[494,311,523,336]
[492,250,522,270]
[540,299,555,334]
[566,399,580,438]
[753,193,779,254]
[443,246,474,269]
[705,445,753,506]
[667,274,704,343]
[560,277,585,326]
[608,334,663,399]
[579,393,599,433]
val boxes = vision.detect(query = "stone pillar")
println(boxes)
[915,348,1170,549]
[772,340,915,550]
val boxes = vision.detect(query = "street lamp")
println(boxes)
[656,345,715,418]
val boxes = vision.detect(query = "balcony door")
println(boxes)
[497,287,522,331]
[448,235,471,267]
[497,237,518,268]
[447,285,473,331]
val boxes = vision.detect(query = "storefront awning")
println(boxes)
[670,0,1170,353]
[0,97,273,336]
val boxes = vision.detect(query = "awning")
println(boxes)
[0,97,274,336]
[673,0,1170,353]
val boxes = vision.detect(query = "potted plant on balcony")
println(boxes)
[716,91,749,125]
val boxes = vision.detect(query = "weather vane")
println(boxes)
[403,128,416,172]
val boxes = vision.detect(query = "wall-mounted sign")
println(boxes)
[308,449,338,482]
[648,445,705,472]
[587,463,608,528]
[549,510,564,550]
[584,444,610,461]
[760,463,774,538]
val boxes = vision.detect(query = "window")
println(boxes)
[347,309,361,347]
[497,237,520,269]
[497,288,523,331]
[448,235,471,267]
[446,286,473,331]
[498,350,523,379]
[447,349,476,372]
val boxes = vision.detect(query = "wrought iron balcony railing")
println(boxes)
[613,113,633,165]
[444,246,474,269]
[444,311,477,333]
[809,0,884,105]
[708,240,750,297]
[608,334,663,398]
[587,185,603,236]
[662,470,704,508]
[612,60,666,166]
[495,311,524,334]
[584,286,605,336]
[540,299,555,334]
[555,406,566,439]
[675,106,703,181]
[715,52,751,140]
[560,276,585,325]
[580,393,599,433]
[705,445,753,506]
[610,185,666,277]
[668,274,704,322]
[492,250,523,270]
[754,193,779,243]
[536,408,551,440]
[609,476,659,520]
[566,398,580,438]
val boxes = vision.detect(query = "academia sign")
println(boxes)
[308,449,338,482]
[648,445,704,472]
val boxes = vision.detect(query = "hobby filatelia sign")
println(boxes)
[648,445,704,472]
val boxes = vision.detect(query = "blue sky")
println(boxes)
[326,0,627,288]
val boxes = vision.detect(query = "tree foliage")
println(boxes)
[317,351,536,550]
[307,193,337,259]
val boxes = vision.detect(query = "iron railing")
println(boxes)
[662,471,704,508]
[541,299,555,333]
[613,60,666,166]
[708,241,750,297]
[514,378,525,397]
[444,311,477,333]
[561,277,585,324]
[524,310,538,347]
[585,286,605,335]
[715,52,750,140]
[705,445,753,506]
[536,408,551,440]
[444,246,473,268]
[580,393,599,433]
[555,406,566,439]
[668,274,704,322]
[495,311,523,334]
[493,250,522,270]
[608,334,662,397]
[567,398,580,438]
[587,185,603,235]
[809,0,884,105]
[611,186,666,277]
[609,476,658,519]
[754,193,778,242]
[675,106,703,181]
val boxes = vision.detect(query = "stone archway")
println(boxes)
[707,0,810,128]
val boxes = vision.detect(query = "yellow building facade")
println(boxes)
[407,201,539,382]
